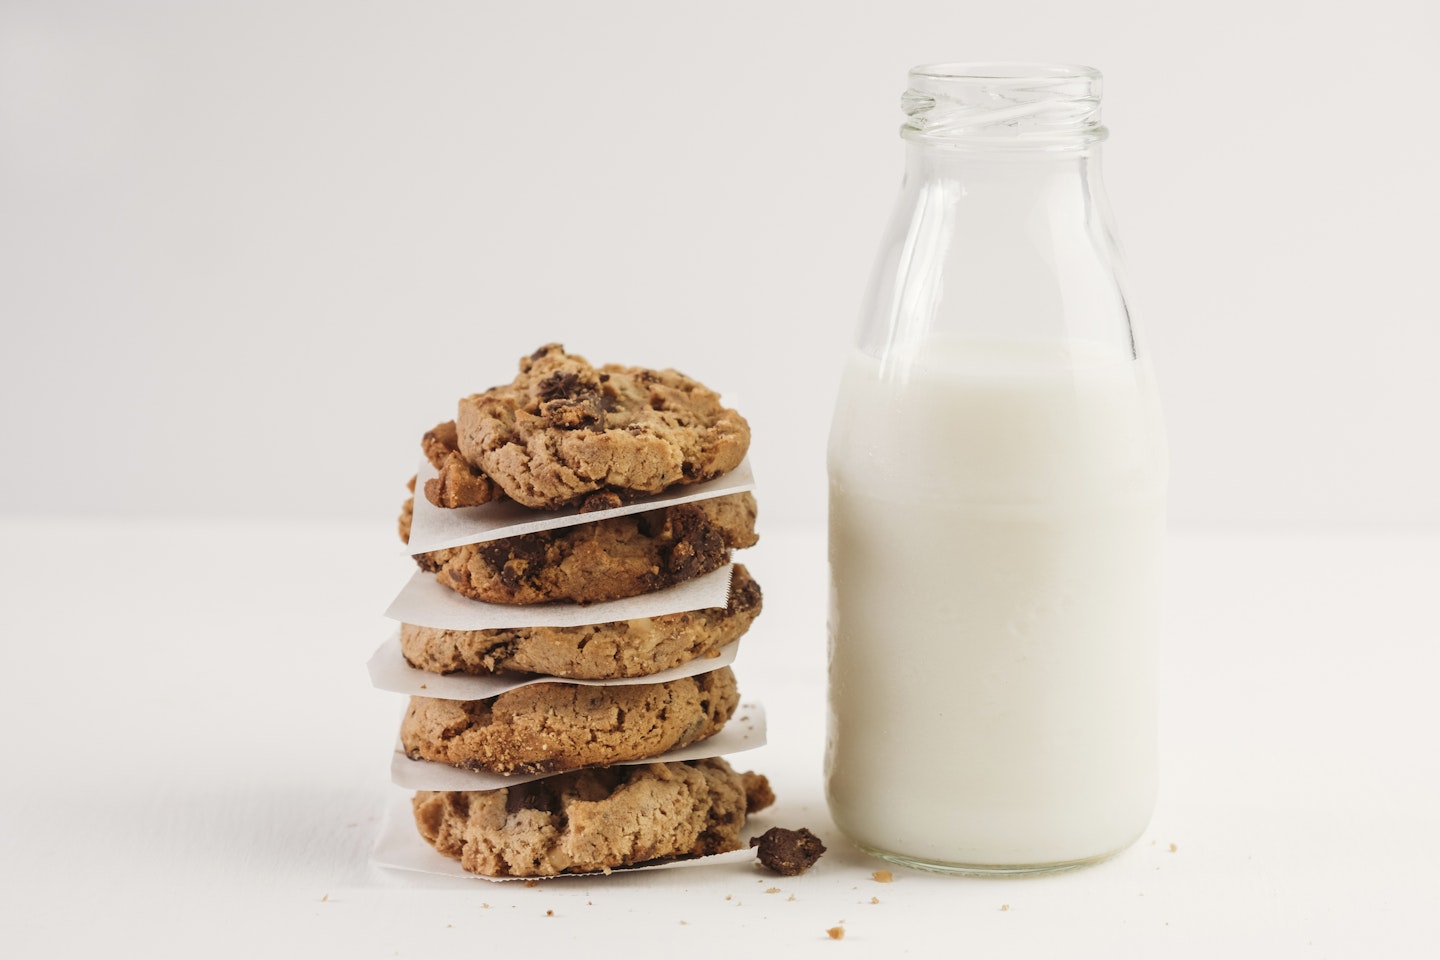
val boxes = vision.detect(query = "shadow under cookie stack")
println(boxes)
[370,344,774,879]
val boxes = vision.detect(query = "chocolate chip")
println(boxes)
[731,573,762,614]
[535,371,605,429]
[535,371,585,402]
[478,536,548,588]
[505,780,560,816]
[578,491,623,513]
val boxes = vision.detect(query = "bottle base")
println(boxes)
[855,842,1122,878]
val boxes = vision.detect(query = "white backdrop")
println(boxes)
[2,0,1436,530]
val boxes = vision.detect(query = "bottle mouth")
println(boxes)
[902,62,1107,147]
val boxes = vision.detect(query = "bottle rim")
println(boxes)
[910,62,1102,83]
[902,62,1107,148]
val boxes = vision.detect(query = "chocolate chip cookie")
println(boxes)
[411,757,775,877]
[451,344,750,510]
[399,564,762,679]
[400,667,739,775]
[409,492,758,605]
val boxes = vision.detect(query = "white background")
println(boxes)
[3,3,1438,958]
[2,0,1437,530]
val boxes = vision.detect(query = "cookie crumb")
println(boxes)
[871,897,880,904]
[765,887,781,894]
[1169,843,1178,853]
[1000,904,1010,912]
[872,869,893,883]
[750,827,827,876]
[524,880,539,888]
[787,894,797,902]
[827,926,845,940]
[545,910,554,917]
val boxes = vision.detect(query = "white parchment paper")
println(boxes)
[384,563,735,630]
[405,458,755,555]
[367,631,741,699]
[390,702,767,791]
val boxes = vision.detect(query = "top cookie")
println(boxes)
[454,344,750,510]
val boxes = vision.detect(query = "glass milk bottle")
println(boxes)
[825,63,1168,874]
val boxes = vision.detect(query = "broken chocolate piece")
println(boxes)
[750,827,826,876]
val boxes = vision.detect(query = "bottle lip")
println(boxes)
[910,61,1102,83]
[902,62,1107,149]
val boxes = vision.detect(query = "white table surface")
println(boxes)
[2,516,1436,957]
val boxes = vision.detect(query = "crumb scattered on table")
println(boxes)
[827,926,845,940]
[872,869,893,883]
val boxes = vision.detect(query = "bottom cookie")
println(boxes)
[412,758,775,878]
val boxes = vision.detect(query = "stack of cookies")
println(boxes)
[376,344,774,878]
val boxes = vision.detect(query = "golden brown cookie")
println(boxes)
[400,667,739,776]
[411,758,775,877]
[399,564,762,679]
[410,492,759,605]
[452,344,750,510]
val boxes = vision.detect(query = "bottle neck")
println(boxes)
[853,63,1135,365]
[897,62,1111,233]
[903,138,1103,190]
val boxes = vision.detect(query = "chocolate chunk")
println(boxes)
[476,535,549,589]
[660,503,726,580]
[505,780,561,816]
[534,370,605,429]
[578,491,623,513]
[750,827,826,876]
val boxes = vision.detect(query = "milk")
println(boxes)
[825,338,1167,871]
